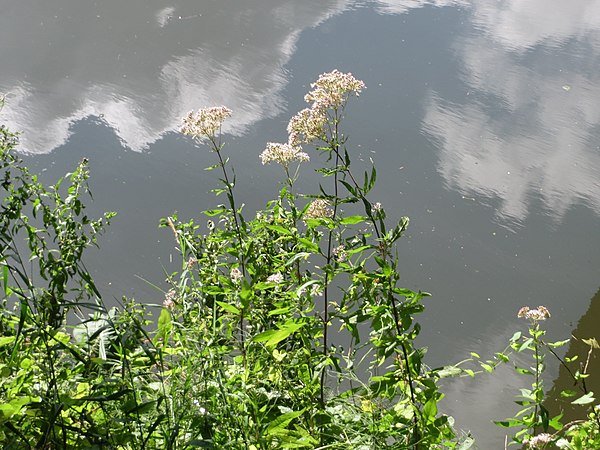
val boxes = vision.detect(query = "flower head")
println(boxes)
[230,267,243,284]
[260,142,310,168]
[333,245,347,262]
[267,272,284,284]
[304,199,334,221]
[524,433,553,448]
[304,70,365,110]
[287,107,328,146]
[163,289,177,309]
[180,106,232,141]
[518,306,551,321]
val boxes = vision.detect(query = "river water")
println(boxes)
[2,0,600,446]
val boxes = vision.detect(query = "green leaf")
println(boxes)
[266,224,293,236]
[239,283,253,308]
[560,390,577,398]
[518,338,534,352]
[480,363,493,373]
[268,307,292,316]
[572,392,595,405]
[549,413,564,431]
[203,208,227,217]
[340,215,365,225]
[510,331,522,343]
[547,339,571,348]
[297,238,319,253]
[436,366,462,378]
[0,336,15,347]
[582,337,600,349]
[494,419,523,428]
[423,398,438,422]
[216,301,240,315]
[254,322,305,349]
[157,308,172,341]
[266,409,304,435]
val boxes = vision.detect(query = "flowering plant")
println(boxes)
[166,70,456,448]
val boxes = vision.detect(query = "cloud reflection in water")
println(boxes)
[0,0,349,154]
[376,0,600,224]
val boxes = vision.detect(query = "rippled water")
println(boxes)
[2,0,600,446]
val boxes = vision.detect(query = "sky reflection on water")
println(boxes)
[422,0,600,225]
[1,0,349,153]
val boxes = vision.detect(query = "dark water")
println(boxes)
[2,1,600,446]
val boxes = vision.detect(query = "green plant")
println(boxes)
[0,71,471,449]
[494,306,600,449]
[159,70,461,448]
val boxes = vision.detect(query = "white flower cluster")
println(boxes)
[304,69,366,110]
[267,272,284,284]
[287,108,328,147]
[333,245,347,262]
[260,71,365,165]
[180,106,232,141]
[230,267,243,284]
[524,433,553,448]
[288,70,365,146]
[305,199,334,220]
[260,142,310,168]
[517,306,551,321]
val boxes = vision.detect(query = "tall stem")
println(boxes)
[209,136,247,361]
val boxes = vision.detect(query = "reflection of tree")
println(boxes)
[546,288,600,425]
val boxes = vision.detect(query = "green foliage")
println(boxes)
[0,77,459,448]
[491,309,600,449]
[1,73,598,449]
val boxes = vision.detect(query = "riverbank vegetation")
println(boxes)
[0,74,598,449]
